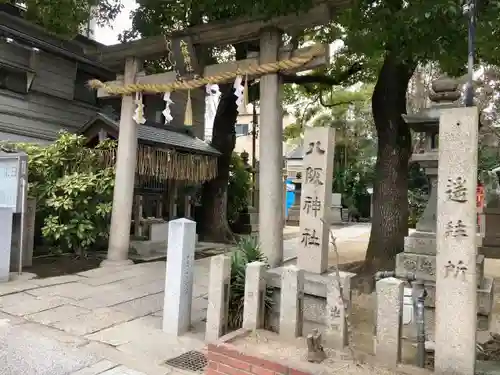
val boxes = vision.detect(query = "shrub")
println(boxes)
[11,132,116,256]
[228,236,274,330]
[227,153,251,225]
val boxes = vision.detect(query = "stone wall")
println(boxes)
[206,342,312,375]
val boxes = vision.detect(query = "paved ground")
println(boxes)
[0,224,371,375]
[1,222,498,375]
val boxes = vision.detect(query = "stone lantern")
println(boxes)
[395,76,494,344]
[403,76,461,235]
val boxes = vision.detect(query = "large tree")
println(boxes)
[324,1,500,271]
[4,0,122,36]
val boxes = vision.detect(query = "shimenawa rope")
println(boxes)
[87,45,324,96]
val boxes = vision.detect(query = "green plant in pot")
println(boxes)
[228,236,274,330]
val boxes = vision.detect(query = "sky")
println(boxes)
[94,0,137,45]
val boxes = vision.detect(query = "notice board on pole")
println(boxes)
[0,152,28,213]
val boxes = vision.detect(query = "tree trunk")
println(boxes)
[364,53,416,272]
[199,84,238,242]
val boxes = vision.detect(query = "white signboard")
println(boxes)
[0,153,27,213]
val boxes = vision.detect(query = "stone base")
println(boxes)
[404,230,482,255]
[482,236,500,247]
[130,239,167,257]
[286,205,300,226]
[403,306,491,343]
[266,266,355,344]
[418,276,494,313]
[402,277,494,342]
[396,252,484,287]
[480,246,500,259]
[329,206,343,224]
[404,232,436,255]
[100,258,134,267]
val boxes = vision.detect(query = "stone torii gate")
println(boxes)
[88,19,332,267]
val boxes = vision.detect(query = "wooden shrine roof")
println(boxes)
[80,112,220,156]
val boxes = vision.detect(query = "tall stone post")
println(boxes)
[434,107,479,375]
[259,28,283,267]
[395,77,494,343]
[297,127,335,273]
[102,57,141,267]
[162,218,196,336]
[375,277,404,366]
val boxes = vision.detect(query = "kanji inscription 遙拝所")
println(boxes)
[305,141,326,155]
[305,167,323,186]
[301,228,320,247]
[445,177,467,202]
[303,196,321,217]
[445,220,468,237]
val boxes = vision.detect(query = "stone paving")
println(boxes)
[0,224,372,375]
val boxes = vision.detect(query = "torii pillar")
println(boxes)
[259,28,284,267]
[101,56,141,267]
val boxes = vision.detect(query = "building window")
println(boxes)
[235,123,249,136]
[0,66,28,94]
[74,70,97,105]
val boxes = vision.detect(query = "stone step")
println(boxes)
[130,240,167,257]
[481,236,500,247]
[402,305,490,342]
[479,246,500,259]
[404,232,483,255]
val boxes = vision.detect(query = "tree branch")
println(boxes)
[319,97,357,108]
[280,62,363,86]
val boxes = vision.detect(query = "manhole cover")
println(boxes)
[165,350,208,373]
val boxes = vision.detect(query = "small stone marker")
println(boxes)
[297,127,335,274]
[162,218,196,336]
[325,272,353,349]
[205,254,231,342]
[435,107,479,375]
[243,261,266,330]
[279,265,304,339]
[375,277,404,367]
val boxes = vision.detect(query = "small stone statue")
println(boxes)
[306,329,327,363]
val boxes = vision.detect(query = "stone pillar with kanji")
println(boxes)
[297,127,335,274]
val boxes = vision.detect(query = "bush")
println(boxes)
[11,132,116,256]
[228,236,273,330]
[408,163,429,228]
[227,153,251,225]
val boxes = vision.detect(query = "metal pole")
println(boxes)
[412,280,427,367]
[464,0,476,107]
